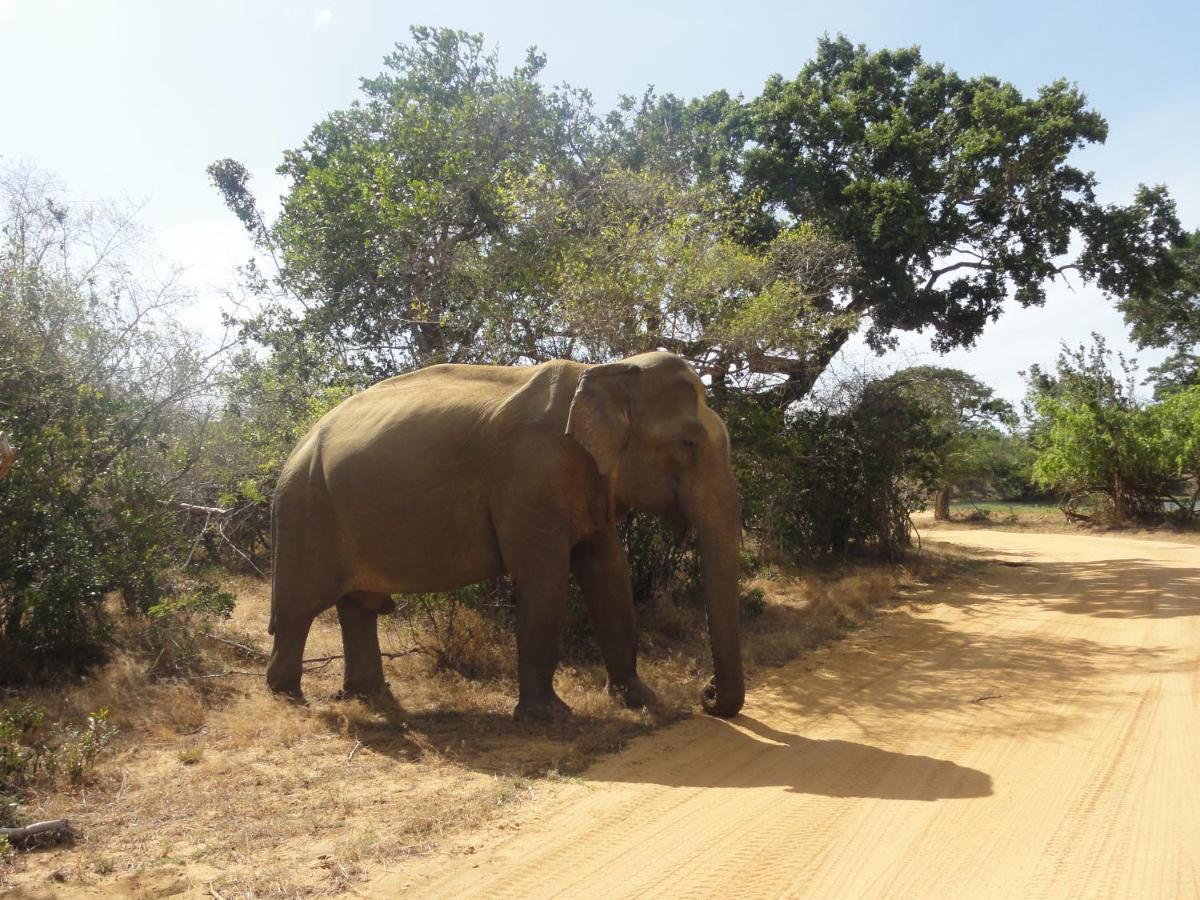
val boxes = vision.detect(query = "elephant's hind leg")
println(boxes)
[266,574,338,699]
[266,602,318,698]
[337,592,392,699]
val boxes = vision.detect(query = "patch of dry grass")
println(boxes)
[918,503,1200,544]
[1,548,962,896]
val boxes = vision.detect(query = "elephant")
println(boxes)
[265,351,745,721]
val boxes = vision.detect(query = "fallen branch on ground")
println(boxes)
[204,632,268,661]
[176,502,231,515]
[194,649,422,679]
[301,650,421,664]
[1,819,78,844]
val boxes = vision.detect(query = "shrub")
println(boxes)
[619,513,701,609]
[392,581,514,679]
[720,379,939,563]
[0,165,227,681]
[139,581,238,680]
[0,701,115,803]
[1025,339,1200,525]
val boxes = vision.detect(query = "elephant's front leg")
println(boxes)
[571,527,657,710]
[504,542,572,722]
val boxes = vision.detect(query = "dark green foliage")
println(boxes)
[0,309,178,678]
[742,38,1164,359]
[721,382,940,562]
[1148,353,1200,400]
[619,513,700,607]
[739,587,767,621]
[873,367,1032,509]
[1114,226,1200,398]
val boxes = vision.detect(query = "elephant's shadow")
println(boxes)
[315,697,669,779]
[316,701,991,801]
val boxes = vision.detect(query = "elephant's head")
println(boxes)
[566,352,745,717]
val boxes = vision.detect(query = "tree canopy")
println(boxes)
[1115,227,1200,396]
[212,27,1187,405]
[869,367,1022,517]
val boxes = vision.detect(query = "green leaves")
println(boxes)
[742,36,1166,357]
[1,165,225,681]
[1024,338,1200,523]
[214,29,1186,405]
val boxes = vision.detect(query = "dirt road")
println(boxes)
[384,529,1200,898]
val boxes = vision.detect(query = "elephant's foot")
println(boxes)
[334,680,394,703]
[513,692,572,723]
[607,675,658,710]
[265,669,304,701]
[267,682,307,704]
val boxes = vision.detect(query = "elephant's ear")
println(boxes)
[565,363,641,479]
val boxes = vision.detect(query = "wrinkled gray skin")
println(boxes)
[266,351,744,721]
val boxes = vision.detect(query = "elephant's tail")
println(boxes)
[267,494,278,636]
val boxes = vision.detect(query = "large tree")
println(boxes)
[734,37,1182,399]
[210,27,585,380]
[213,29,1184,403]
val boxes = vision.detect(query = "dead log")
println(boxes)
[0,819,78,844]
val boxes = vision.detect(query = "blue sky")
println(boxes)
[2,0,1197,402]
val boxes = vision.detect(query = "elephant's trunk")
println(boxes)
[692,489,745,718]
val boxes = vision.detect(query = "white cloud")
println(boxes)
[313,8,333,29]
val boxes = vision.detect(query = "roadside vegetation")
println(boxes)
[1,24,1197,896]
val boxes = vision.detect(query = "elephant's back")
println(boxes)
[279,357,584,503]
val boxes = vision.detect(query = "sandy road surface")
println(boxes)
[383,529,1200,899]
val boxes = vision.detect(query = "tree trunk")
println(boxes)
[0,431,15,480]
[1113,473,1128,523]
[933,485,951,521]
[749,326,855,409]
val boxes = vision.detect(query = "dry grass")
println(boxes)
[0,551,961,897]
[917,504,1200,544]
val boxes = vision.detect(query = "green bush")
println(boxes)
[0,701,115,806]
[140,582,239,680]
[720,381,940,563]
[620,513,701,608]
[1026,339,1200,524]
[0,166,225,681]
